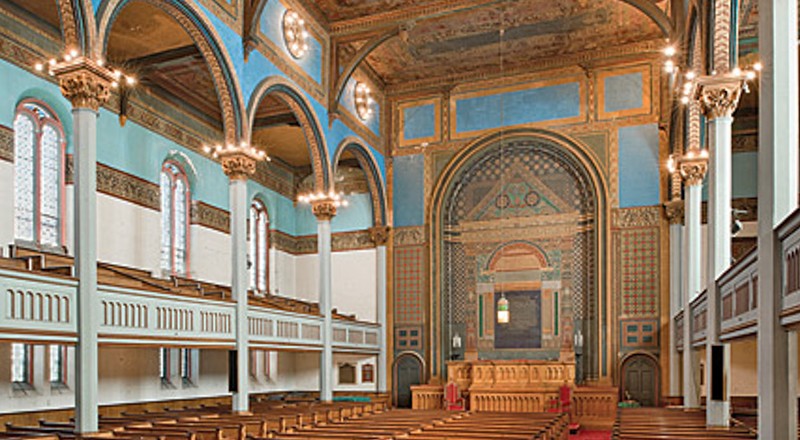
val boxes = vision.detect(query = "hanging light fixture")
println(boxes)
[495,15,510,326]
[497,292,510,324]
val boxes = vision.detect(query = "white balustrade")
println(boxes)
[0,267,379,353]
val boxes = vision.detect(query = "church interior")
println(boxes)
[0,0,795,439]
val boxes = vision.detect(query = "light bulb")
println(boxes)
[69,49,78,58]
[685,71,696,80]
[663,46,676,57]
[753,62,763,72]
[34,63,43,72]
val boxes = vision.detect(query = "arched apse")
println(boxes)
[95,0,245,145]
[428,128,611,382]
[332,137,387,227]
[246,76,331,192]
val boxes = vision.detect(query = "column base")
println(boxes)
[706,400,730,427]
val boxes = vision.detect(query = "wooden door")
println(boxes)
[394,354,423,408]
[622,355,658,407]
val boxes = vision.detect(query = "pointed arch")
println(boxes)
[332,137,387,227]
[95,0,245,145]
[247,76,331,192]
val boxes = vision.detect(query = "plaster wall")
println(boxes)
[0,344,342,414]
[0,160,13,255]
[96,194,160,274]
[189,225,232,285]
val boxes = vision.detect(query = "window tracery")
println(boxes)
[249,199,269,293]
[13,101,65,248]
[160,162,191,276]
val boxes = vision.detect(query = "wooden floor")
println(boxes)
[613,408,757,439]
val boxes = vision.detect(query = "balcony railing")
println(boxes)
[0,267,379,353]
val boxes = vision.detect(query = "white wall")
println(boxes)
[332,353,377,392]
[294,254,319,303]
[0,344,238,414]
[332,249,377,322]
[97,194,160,273]
[190,225,231,285]
[0,161,13,255]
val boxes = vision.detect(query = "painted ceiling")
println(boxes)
[311,0,668,86]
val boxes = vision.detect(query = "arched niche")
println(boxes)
[429,128,610,382]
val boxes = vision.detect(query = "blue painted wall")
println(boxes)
[393,154,425,227]
[618,124,660,207]
[604,72,643,113]
[340,77,381,136]
[258,0,323,85]
[455,82,581,133]
[403,104,436,140]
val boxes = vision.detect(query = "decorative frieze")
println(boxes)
[394,226,425,246]
[271,229,375,254]
[66,156,161,211]
[613,206,662,229]
[191,201,231,234]
[0,125,12,162]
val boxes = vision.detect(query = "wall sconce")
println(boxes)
[497,293,509,324]
[283,10,309,59]
[354,81,374,121]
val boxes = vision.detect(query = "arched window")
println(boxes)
[14,101,65,247]
[249,199,269,293]
[160,161,190,276]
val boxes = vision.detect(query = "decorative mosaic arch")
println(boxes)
[333,136,387,227]
[428,127,612,381]
[94,0,246,145]
[56,0,97,53]
[246,76,331,193]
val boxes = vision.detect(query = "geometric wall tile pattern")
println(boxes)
[620,228,659,317]
[394,245,426,324]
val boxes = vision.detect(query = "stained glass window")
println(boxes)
[159,347,170,382]
[249,200,269,293]
[160,162,190,275]
[14,102,64,246]
[49,345,66,384]
[179,348,192,382]
[11,343,31,384]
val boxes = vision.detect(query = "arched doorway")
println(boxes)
[620,353,660,407]
[393,352,424,408]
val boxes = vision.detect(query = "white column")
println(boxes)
[666,206,683,396]
[230,177,249,412]
[376,242,388,393]
[681,154,707,409]
[699,78,741,425]
[758,0,799,437]
[53,59,112,434]
[314,201,335,402]
[73,106,99,433]
[218,148,260,413]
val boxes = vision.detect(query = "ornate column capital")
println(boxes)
[312,200,338,221]
[679,152,708,186]
[694,75,744,119]
[664,199,685,225]
[51,57,114,111]
[369,225,391,246]
[220,153,257,180]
